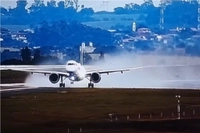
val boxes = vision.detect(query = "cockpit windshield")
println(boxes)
[66,60,77,66]
[68,63,75,65]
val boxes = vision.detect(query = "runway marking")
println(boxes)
[0,88,32,92]
[0,83,27,86]
[0,83,37,92]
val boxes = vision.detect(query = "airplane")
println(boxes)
[1,60,190,88]
[1,60,146,88]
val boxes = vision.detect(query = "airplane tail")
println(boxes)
[80,42,85,65]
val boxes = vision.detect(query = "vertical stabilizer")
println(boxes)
[80,42,85,65]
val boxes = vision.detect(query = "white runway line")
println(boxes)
[0,83,37,92]
[0,83,27,86]
[0,87,36,92]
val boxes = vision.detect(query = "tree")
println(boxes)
[32,48,42,64]
[7,0,29,24]
[73,0,79,11]
[141,0,155,13]
[0,6,8,15]
[29,0,46,22]
[159,0,171,7]
[16,0,28,10]
[144,0,153,5]
[79,8,94,16]
[21,46,31,64]
[27,20,116,47]
[163,1,198,29]
[32,0,45,7]
[124,3,132,10]
[81,5,84,9]
[114,7,126,14]
[30,0,45,11]
[47,0,56,7]
[65,0,79,10]
[58,1,65,8]
[45,0,58,20]
[124,3,141,14]
[145,7,160,26]
[132,4,140,12]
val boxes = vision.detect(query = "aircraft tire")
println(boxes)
[88,83,94,88]
[59,83,65,88]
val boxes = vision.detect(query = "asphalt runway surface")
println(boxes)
[0,83,68,97]
[1,80,200,98]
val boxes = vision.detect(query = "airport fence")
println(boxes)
[39,109,200,133]
[106,107,200,122]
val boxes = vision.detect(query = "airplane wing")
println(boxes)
[1,68,70,77]
[0,65,65,70]
[86,64,189,76]
[86,66,145,76]
[1,64,191,78]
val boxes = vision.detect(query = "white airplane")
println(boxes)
[1,60,190,88]
[1,60,146,88]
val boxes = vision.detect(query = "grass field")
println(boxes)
[1,88,200,133]
[0,70,28,83]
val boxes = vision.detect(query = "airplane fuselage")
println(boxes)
[65,60,86,82]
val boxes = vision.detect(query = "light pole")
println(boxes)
[175,95,181,119]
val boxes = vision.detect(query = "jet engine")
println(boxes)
[49,73,60,84]
[90,72,101,83]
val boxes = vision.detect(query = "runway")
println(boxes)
[0,83,37,93]
[0,83,65,97]
[1,79,200,94]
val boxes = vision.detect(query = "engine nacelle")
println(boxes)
[49,73,60,84]
[90,72,101,83]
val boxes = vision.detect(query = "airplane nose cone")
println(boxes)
[66,66,78,72]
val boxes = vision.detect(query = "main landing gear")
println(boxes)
[88,82,94,88]
[59,83,65,88]
[59,76,65,88]
[88,78,94,88]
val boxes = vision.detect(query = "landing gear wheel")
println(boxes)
[88,83,94,88]
[59,83,65,88]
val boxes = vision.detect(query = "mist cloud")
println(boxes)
[25,53,200,89]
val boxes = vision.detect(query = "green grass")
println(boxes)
[0,70,28,83]
[83,20,135,29]
[1,70,200,132]
[1,88,200,132]
[91,14,141,21]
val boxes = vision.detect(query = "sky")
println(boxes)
[1,0,160,11]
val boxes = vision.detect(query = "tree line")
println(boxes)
[1,0,95,25]
[1,46,61,65]
[114,0,198,29]
[26,20,116,47]
[1,0,199,29]
[1,20,116,48]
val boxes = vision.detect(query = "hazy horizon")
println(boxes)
[1,0,160,11]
